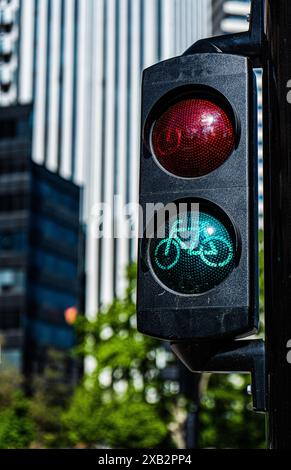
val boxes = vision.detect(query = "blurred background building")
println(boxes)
[0,0,222,316]
[219,0,263,225]
[220,0,251,33]
[0,0,263,447]
[0,104,84,378]
[0,0,20,105]
[0,0,261,331]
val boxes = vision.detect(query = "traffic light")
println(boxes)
[137,52,258,341]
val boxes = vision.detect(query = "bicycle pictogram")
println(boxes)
[154,217,234,271]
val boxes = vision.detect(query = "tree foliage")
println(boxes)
[0,371,35,449]
[198,231,266,449]
[63,265,181,448]
[199,374,265,448]
[0,238,267,448]
[29,350,73,448]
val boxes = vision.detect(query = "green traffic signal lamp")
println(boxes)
[149,203,237,295]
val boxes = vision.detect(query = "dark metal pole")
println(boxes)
[179,365,200,449]
[185,402,199,449]
[264,0,291,449]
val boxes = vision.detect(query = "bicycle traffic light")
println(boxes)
[137,53,259,341]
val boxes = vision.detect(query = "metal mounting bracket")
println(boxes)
[171,339,267,412]
[183,0,267,67]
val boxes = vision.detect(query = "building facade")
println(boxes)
[0,0,215,315]
[220,0,251,32]
[219,0,263,224]
[212,0,225,35]
[0,0,20,105]
[0,105,84,377]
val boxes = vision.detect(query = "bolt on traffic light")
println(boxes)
[137,53,259,341]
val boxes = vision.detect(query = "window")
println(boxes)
[27,319,75,350]
[0,270,25,295]
[1,349,22,372]
[0,156,28,174]
[0,231,27,251]
[29,283,77,310]
[0,119,16,139]
[33,216,79,248]
[0,194,29,213]
[34,180,78,212]
[0,310,21,329]
[33,248,78,280]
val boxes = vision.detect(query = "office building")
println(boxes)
[0,104,84,378]
[0,0,19,105]
[1,0,218,313]
[220,0,251,32]
[219,0,263,224]
[212,0,225,35]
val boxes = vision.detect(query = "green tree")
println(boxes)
[29,350,73,448]
[0,370,35,449]
[63,265,183,449]
[198,374,265,449]
[198,231,266,449]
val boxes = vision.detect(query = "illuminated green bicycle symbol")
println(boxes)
[154,219,234,271]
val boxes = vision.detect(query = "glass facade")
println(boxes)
[3,0,214,315]
[33,217,78,247]
[24,318,75,350]
[32,249,78,280]
[29,283,77,312]
[0,193,29,212]
[0,269,25,295]
[220,0,263,226]
[0,105,83,378]
[0,231,27,251]
[34,179,79,212]
[26,163,82,360]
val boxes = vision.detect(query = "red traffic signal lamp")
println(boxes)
[151,97,236,178]
[137,52,259,341]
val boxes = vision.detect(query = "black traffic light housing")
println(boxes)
[137,0,267,412]
[137,53,258,341]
